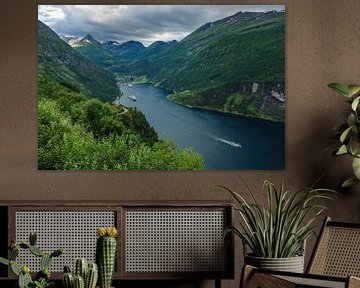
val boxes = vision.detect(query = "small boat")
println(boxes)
[128,95,137,101]
[128,83,133,87]
[213,136,242,148]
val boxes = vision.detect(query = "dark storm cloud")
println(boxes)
[38,5,284,45]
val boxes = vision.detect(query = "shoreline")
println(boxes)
[117,80,284,123]
[166,95,284,123]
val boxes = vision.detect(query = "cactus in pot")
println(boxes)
[85,262,98,288]
[96,227,118,288]
[73,275,85,288]
[19,266,32,288]
[74,258,88,280]
[62,260,98,288]
[63,266,74,288]
[0,232,63,288]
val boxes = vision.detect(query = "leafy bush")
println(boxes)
[38,78,204,170]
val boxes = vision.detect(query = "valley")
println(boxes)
[65,10,285,122]
[37,6,285,170]
[118,83,285,169]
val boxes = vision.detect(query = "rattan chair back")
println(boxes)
[307,217,360,278]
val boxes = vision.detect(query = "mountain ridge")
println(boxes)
[51,10,285,121]
[38,20,118,102]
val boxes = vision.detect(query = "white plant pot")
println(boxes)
[245,254,305,273]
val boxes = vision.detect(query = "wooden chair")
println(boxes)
[241,217,360,288]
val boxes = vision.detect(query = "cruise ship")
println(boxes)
[128,95,137,101]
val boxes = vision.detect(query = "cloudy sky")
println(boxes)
[38,5,284,46]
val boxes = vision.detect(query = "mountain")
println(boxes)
[74,38,177,66]
[103,40,120,46]
[142,40,177,58]
[38,21,118,102]
[64,10,285,121]
[105,40,146,61]
[148,11,285,90]
[130,11,285,121]
[59,35,79,44]
[69,34,115,67]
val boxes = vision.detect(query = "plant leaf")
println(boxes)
[352,157,360,179]
[349,135,360,157]
[342,177,360,188]
[351,96,360,111]
[336,145,348,155]
[347,114,357,131]
[348,85,360,97]
[340,126,352,143]
[328,83,351,97]
[0,257,9,266]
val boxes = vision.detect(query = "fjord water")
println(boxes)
[119,84,285,170]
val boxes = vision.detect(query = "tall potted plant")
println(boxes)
[222,179,334,273]
[328,83,360,187]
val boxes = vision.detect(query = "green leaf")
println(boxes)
[349,135,360,156]
[19,243,29,249]
[328,83,351,97]
[40,254,51,270]
[340,127,352,143]
[342,177,360,188]
[29,246,44,257]
[29,232,37,246]
[351,96,360,111]
[348,85,360,97]
[352,157,360,179]
[0,257,9,266]
[10,261,20,276]
[8,247,19,261]
[336,145,348,155]
[347,114,356,128]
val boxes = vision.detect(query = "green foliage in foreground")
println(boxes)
[38,77,204,170]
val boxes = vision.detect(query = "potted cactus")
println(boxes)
[0,232,63,288]
[62,258,98,288]
[96,227,118,288]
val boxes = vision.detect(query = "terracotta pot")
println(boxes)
[245,254,305,273]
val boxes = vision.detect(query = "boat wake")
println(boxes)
[210,135,242,148]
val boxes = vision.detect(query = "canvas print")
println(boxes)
[38,5,285,170]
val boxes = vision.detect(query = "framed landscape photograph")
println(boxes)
[38,5,285,170]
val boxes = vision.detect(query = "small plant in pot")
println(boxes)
[0,232,64,288]
[96,227,118,288]
[62,258,98,288]
[222,179,334,273]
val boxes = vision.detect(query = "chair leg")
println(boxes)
[215,278,221,288]
[240,265,255,288]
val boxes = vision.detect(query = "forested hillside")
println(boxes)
[38,77,204,170]
[38,21,118,102]
[38,21,204,170]
[70,11,285,121]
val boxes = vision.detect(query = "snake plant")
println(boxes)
[222,179,334,258]
[328,83,360,187]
